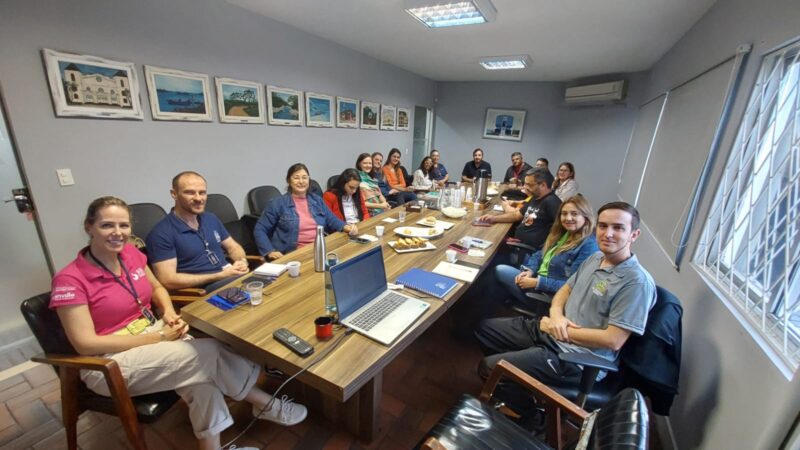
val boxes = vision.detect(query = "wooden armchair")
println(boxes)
[20,293,179,450]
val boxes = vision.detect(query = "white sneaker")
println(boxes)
[252,395,307,426]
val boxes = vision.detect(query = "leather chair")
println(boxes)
[205,193,260,259]
[309,179,323,197]
[419,360,648,450]
[327,175,339,190]
[20,293,179,450]
[129,202,166,243]
[554,285,683,415]
[246,185,281,216]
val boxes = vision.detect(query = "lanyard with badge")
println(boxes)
[87,249,157,329]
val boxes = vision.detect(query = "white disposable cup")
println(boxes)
[286,261,301,277]
[375,225,385,237]
[461,237,473,248]
[445,249,457,263]
[473,202,480,211]
[398,210,406,222]
[245,281,263,306]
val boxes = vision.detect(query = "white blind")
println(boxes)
[617,94,667,205]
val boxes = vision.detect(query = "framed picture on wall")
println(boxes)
[305,92,333,127]
[361,101,379,130]
[336,96,359,128]
[42,48,143,119]
[144,65,212,121]
[380,104,396,131]
[482,108,526,142]
[214,77,264,124]
[396,107,410,131]
[267,85,303,126]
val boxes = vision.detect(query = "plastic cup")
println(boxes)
[245,281,263,306]
[286,261,301,277]
[445,249,457,263]
[315,316,334,341]
[398,210,406,222]
[375,225,385,237]
[461,237,473,248]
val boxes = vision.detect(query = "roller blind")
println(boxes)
[617,94,667,205]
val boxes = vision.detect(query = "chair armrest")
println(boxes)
[169,287,207,307]
[525,291,553,304]
[506,241,537,252]
[420,437,448,450]
[32,353,117,371]
[558,352,619,372]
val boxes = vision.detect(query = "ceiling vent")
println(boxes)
[564,80,627,105]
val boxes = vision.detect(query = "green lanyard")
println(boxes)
[538,233,569,277]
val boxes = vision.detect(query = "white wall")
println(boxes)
[0,0,436,272]
[629,0,800,448]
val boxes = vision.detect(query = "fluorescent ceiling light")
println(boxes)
[404,0,496,28]
[479,55,531,70]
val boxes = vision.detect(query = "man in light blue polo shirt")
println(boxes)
[147,171,249,290]
[475,201,656,389]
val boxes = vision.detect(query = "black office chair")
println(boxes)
[419,360,648,450]
[20,293,179,450]
[129,203,167,245]
[205,194,260,258]
[309,179,323,197]
[246,185,281,216]
[327,175,339,190]
[554,285,683,415]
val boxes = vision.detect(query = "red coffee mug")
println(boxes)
[315,316,334,341]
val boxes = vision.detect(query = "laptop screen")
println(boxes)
[330,246,387,320]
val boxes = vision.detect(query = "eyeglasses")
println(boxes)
[291,176,310,182]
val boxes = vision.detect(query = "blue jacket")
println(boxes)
[254,193,345,256]
[521,235,598,294]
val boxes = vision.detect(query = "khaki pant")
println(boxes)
[82,321,260,439]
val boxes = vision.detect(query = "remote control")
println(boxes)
[273,328,314,357]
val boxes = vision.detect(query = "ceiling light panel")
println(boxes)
[479,55,531,70]
[404,0,496,28]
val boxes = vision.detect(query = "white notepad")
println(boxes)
[433,261,479,283]
[253,262,287,277]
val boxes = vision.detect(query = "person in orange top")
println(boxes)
[381,148,417,205]
[323,168,370,223]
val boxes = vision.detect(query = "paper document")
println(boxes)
[433,261,479,283]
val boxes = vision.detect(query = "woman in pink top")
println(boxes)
[50,197,307,450]
[381,148,417,205]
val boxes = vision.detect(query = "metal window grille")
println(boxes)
[695,39,800,369]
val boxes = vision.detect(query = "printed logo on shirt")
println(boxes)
[522,206,539,226]
[52,286,76,302]
[130,267,146,281]
[591,279,609,297]
[214,230,221,242]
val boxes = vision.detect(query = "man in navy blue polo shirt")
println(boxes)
[147,171,249,290]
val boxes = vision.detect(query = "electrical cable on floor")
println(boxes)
[220,328,354,450]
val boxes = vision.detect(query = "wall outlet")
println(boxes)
[56,168,75,186]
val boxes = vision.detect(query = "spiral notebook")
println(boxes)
[395,268,459,299]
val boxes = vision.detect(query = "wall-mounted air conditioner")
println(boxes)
[564,80,627,105]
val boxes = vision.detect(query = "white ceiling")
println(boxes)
[226,0,717,82]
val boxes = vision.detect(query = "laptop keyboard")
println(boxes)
[350,292,408,331]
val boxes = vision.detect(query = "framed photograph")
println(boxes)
[267,85,303,126]
[482,108,527,142]
[144,65,212,121]
[380,104,396,131]
[305,92,333,128]
[336,96,359,128]
[361,101,379,130]
[396,107,410,131]
[42,48,143,119]
[214,77,264,124]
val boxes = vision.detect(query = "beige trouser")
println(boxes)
[81,321,260,439]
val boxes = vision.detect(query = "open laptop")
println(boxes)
[330,246,429,345]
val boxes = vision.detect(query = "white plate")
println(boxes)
[394,226,444,239]
[388,240,436,253]
[415,218,455,230]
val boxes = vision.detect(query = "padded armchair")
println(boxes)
[247,185,281,216]
[419,360,648,450]
[205,193,261,263]
[20,293,179,450]
[129,203,167,241]
[327,175,339,190]
[553,285,683,415]
[309,179,323,197]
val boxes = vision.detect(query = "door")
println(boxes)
[0,88,52,369]
[411,106,433,169]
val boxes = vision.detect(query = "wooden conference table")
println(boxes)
[181,194,512,441]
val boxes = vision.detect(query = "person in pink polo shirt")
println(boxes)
[50,196,307,450]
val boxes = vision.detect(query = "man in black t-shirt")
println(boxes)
[479,168,560,250]
[461,148,493,182]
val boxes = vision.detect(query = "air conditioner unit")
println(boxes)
[564,80,627,105]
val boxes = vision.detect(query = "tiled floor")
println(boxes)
[0,312,486,450]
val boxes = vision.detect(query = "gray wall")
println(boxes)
[0,0,436,272]
[630,0,800,448]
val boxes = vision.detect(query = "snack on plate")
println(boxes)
[427,228,437,235]
[422,216,437,226]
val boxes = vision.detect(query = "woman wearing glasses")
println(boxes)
[50,197,306,450]
[255,163,357,261]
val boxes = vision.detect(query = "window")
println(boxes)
[695,39,800,371]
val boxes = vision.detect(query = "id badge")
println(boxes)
[125,318,150,335]
[141,307,157,325]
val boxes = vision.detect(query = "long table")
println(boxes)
[181,198,511,440]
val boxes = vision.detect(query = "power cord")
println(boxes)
[220,328,354,449]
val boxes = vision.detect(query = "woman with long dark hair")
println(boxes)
[552,162,579,201]
[324,168,370,223]
[382,148,417,205]
[412,156,434,191]
[356,153,391,214]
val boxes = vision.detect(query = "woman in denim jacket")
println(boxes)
[255,163,357,260]
[493,195,598,305]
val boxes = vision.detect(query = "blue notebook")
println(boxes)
[395,268,459,299]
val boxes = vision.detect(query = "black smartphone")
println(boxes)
[350,236,370,244]
[472,219,492,227]
[241,274,274,286]
[448,243,469,253]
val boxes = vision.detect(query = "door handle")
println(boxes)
[7,187,33,214]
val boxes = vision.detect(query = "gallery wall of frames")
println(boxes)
[42,48,412,131]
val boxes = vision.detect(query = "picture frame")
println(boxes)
[267,85,304,126]
[380,104,396,131]
[305,92,333,128]
[482,108,527,142]
[214,77,264,124]
[144,65,212,121]
[360,101,379,130]
[41,48,143,119]
[336,96,359,128]
[396,107,410,131]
